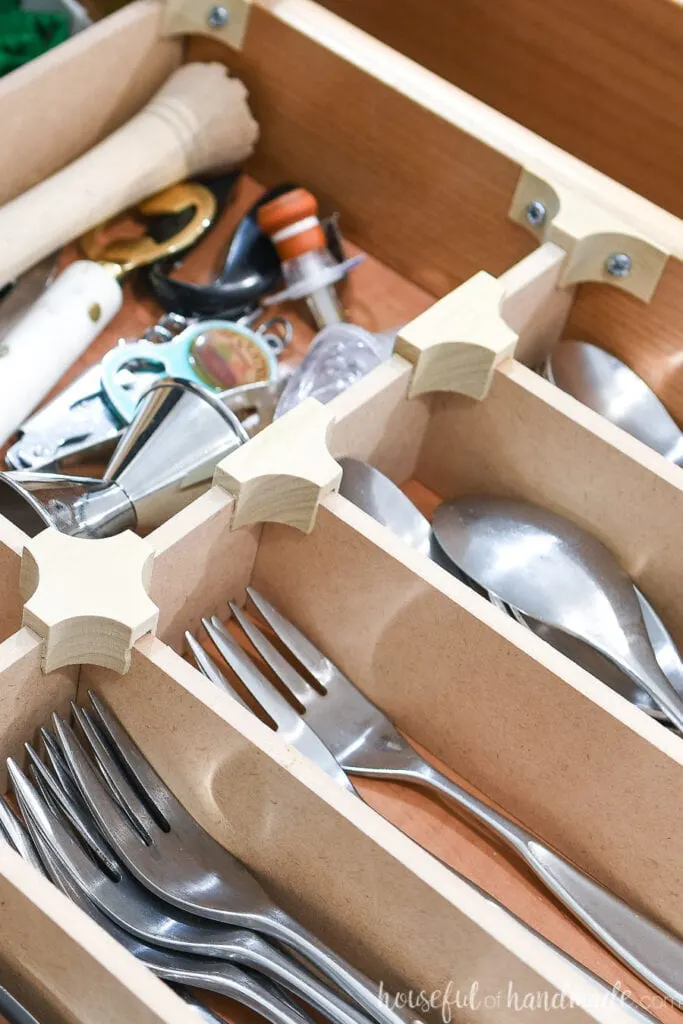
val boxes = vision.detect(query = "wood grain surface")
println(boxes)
[316,0,683,221]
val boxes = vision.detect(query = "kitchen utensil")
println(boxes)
[0,377,262,538]
[196,615,356,793]
[431,496,683,732]
[0,984,42,1024]
[7,771,318,1024]
[49,695,410,1024]
[0,63,258,289]
[337,459,683,722]
[337,457,432,554]
[100,316,285,425]
[236,587,683,1006]
[16,750,372,1024]
[4,314,189,472]
[148,182,295,319]
[257,189,363,329]
[545,341,683,464]
[498,592,683,723]
[185,603,662,1024]
[0,183,217,449]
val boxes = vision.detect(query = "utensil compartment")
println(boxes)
[0,627,622,1024]
[0,490,674,1024]
[72,459,680,1021]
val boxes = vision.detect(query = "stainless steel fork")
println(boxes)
[16,747,373,1024]
[184,606,664,1024]
[7,777,319,1024]
[236,587,683,1007]
[51,698,411,1024]
[191,618,356,795]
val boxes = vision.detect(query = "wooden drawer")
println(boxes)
[0,2,682,1022]
[315,0,683,223]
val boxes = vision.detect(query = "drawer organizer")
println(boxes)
[0,1,683,1022]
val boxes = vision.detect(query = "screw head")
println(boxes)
[525,200,547,227]
[605,252,632,278]
[207,4,229,28]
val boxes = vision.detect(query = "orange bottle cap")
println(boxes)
[258,188,327,261]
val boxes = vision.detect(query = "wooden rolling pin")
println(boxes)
[0,62,259,289]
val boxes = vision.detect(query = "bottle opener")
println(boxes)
[5,315,291,472]
[99,317,289,424]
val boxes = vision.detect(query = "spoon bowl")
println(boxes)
[545,341,683,465]
[338,457,434,558]
[432,495,683,731]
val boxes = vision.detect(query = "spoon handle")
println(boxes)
[618,653,683,733]
[406,761,683,1006]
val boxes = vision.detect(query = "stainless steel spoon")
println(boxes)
[432,496,683,731]
[338,457,433,555]
[490,593,683,723]
[545,341,683,465]
[338,458,683,720]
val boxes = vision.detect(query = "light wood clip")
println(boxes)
[20,529,158,674]
[214,399,342,533]
[396,242,568,399]
[162,0,252,49]
[510,168,669,301]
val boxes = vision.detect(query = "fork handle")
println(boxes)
[405,761,683,1006]
[167,964,316,1024]
[257,910,414,1024]
[246,935,376,1024]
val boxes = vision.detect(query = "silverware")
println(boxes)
[13,753,371,1024]
[233,587,683,1006]
[2,777,310,1024]
[6,774,317,1024]
[432,496,683,732]
[338,458,433,557]
[192,602,667,1019]
[0,378,260,539]
[48,697,409,1024]
[492,591,683,723]
[338,459,683,722]
[193,616,356,795]
[187,610,661,1024]
[0,985,43,1024]
[0,793,45,875]
[545,341,683,465]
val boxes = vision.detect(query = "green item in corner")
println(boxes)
[0,0,70,76]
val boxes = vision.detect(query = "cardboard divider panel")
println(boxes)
[0,627,76,791]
